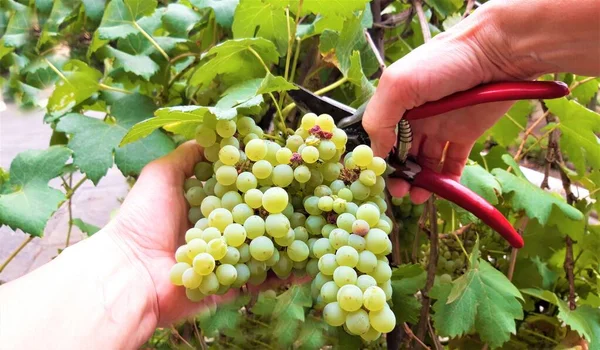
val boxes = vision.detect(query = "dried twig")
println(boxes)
[364,29,386,73]
[428,319,443,350]
[412,0,431,43]
[385,193,402,266]
[404,323,431,350]
[415,197,439,348]
[374,9,413,28]
[513,110,550,163]
[462,0,475,18]
[438,223,472,239]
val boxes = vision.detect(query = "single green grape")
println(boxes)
[265,213,291,238]
[219,145,240,165]
[323,302,347,327]
[244,188,263,209]
[287,240,310,262]
[193,253,215,276]
[336,245,359,267]
[318,253,338,275]
[252,160,273,179]
[244,215,266,239]
[368,305,396,333]
[333,266,357,287]
[194,162,213,181]
[363,286,386,311]
[356,250,377,273]
[301,112,317,130]
[338,285,364,313]
[220,246,241,265]
[262,187,289,214]
[207,238,228,260]
[294,165,311,183]
[198,272,219,295]
[223,223,246,247]
[249,236,275,261]
[356,274,378,292]
[276,147,293,164]
[329,228,350,250]
[232,203,254,225]
[182,268,203,289]
[215,165,238,186]
[313,238,335,258]
[169,262,191,286]
[215,264,238,285]
[320,280,340,303]
[195,125,217,148]
[245,139,268,161]
[216,119,236,138]
[208,208,233,232]
[185,228,203,243]
[352,145,374,167]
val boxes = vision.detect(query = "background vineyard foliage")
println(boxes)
[1,0,599,349]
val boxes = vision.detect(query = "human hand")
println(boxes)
[363,0,600,204]
[102,141,222,327]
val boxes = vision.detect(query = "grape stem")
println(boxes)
[0,235,33,274]
[415,197,439,349]
[281,77,349,116]
[134,21,169,61]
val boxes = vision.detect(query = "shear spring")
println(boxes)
[397,119,413,163]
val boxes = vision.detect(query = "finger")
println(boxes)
[158,141,205,179]
[362,40,486,157]
[387,178,411,198]
[442,142,473,180]
[139,141,204,187]
[410,187,432,204]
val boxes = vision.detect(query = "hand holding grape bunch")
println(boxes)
[168,112,397,340]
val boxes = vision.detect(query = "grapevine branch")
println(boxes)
[364,29,386,73]
[541,102,577,310]
[0,235,34,274]
[413,0,431,42]
[415,197,439,348]
[403,323,431,350]
[133,22,169,60]
[462,0,475,18]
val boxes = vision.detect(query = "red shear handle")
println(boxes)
[404,81,569,121]
[412,167,524,248]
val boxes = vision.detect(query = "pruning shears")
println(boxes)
[287,81,570,249]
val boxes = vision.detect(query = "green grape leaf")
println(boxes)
[98,0,158,40]
[232,0,291,55]
[332,12,378,77]
[39,0,77,45]
[274,284,312,321]
[57,94,175,184]
[521,289,599,344]
[297,318,327,350]
[199,295,249,335]
[492,169,584,227]
[544,97,600,173]
[273,284,312,347]
[47,60,103,118]
[488,100,532,147]
[215,78,263,108]
[3,4,31,48]
[334,330,361,350]
[117,33,186,56]
[106,46,159,80]
[469,144,511,172]
[520,219,565,259]
[431,257,523,349]
[251,291,277,315]
[391,264,426,324]
[256,73,298,95]
[35,0,54,13]
[0,146,71,236]
[460,164,501,205]
[162,3,202,37]
[191,0,239,28]
[425,0,463,18]
[72,218,101,236]
[442,12,462,30]
[82,0,106,22]
[121,105,237,145]
[347,51,376,104]
[531,256,558,290]
[571,76,599,105]
[189,38,279,89]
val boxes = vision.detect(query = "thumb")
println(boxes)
[362,33,492,157]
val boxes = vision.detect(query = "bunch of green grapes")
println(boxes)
[170,112,397,342]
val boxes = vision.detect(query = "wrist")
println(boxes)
[480,0,600,77]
